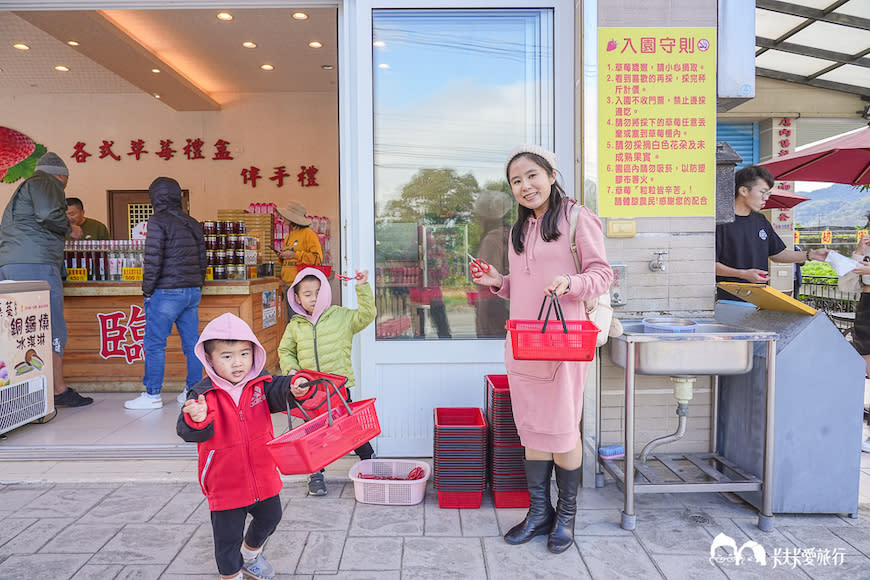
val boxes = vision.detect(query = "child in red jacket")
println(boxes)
[177,313,310,580]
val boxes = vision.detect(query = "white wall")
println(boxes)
[0,91,339,235]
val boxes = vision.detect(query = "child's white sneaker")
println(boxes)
[177,389,189,404]
[124,393,163,410]
[242,552,275,579]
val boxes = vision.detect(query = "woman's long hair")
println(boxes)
[506,152,570,254]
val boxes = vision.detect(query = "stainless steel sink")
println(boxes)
[608,320,762,376]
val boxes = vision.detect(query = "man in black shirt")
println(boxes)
[715,165,828,301]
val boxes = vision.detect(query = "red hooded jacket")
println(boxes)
[176,313,308,511]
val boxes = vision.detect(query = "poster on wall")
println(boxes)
[262,290,277,329]
[598,27,716,218]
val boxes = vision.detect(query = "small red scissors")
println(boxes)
[467,253,491,277]
[336,272,365,282]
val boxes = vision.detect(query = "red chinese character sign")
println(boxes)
[97,306,145,365]
[598,28,716,217]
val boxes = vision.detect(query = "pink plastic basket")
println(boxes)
[506,295,599,361]
[349,459,431,505]
[267,398,380,475]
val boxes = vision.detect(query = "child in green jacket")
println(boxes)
[278,266,376,496]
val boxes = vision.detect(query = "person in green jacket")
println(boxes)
[278,266,376,496]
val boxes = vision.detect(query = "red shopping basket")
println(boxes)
[506,295,599,361]
[286,370,348,419]
[267,377,380,475]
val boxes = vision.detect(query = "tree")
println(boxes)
[381,168,479,225]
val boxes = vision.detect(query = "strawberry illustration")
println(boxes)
[0,127,35,174]
[606,39,618,51]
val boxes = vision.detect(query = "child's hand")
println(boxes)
[291,375,311,397]
[183,394,208,423]
[355,270,369,285]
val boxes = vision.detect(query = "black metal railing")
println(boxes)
[799,275,858,337]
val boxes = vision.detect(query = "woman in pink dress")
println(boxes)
[473,145,612,553]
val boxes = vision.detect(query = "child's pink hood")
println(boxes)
[195,313,267,395]
[287,267,332,324]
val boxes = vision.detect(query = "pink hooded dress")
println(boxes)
[495,203,613,453]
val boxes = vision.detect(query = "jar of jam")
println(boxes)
[215,250,227,266]
[203,221,217,236]
[214,265,227,280]
[234,249,246,265]
[206,250,216,266]
[237,221,246,235]
[216,235,227,250]
[227,234,239,251]
[204,235,217,250]
[223,221,236,235]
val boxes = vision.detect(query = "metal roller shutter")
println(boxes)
[716,122,759,168]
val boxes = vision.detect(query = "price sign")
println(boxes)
[205,266,214,281]
[821,231,833,244]
[121,268,143,281]
[858,230,868,242]
[66,268,87,282]
[794,230,800,244]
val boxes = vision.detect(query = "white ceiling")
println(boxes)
[755,0,870,98]
[1,3,868,110]
[0,8,338,110]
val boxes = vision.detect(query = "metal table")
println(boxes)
[600,325,778,531]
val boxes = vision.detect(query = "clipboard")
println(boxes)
[716,282,817,315]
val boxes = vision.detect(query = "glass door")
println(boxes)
[372,8,555,341]
[343,0,573,455]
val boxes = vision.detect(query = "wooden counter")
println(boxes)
[63,278,283,392]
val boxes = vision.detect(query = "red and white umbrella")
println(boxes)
[762,187,810,210]
[760,123,870,186]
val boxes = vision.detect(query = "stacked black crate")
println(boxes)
[485,374,529,508]
[433,407,487,508]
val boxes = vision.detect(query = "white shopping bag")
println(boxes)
[826,251,860,276]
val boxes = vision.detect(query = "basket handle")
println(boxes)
[285,377,353,430]
[537,294,568,335]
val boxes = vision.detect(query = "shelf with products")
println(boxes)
[243,203,334,267]
[63,239,145,282]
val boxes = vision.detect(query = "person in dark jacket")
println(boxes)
[0,152,91,407]
[125,177,206,410]
[177,312,311,580]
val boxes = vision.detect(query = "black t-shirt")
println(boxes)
[715,211,786,300]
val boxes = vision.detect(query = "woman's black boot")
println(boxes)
[548,464,582,553]
[504,460,555,544]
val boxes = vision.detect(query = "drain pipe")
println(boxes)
[639,376,695,462]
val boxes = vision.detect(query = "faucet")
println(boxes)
[649,250,667,272]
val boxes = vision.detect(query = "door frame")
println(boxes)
[106,189,190,239]
[341,0,576,455]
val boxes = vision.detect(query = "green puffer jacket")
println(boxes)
[278,283,376,388]
[0,171,71,268]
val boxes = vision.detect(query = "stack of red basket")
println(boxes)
[433,407,487,508]
[485,374,529,508]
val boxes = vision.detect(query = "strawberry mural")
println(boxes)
[0,127,45,183]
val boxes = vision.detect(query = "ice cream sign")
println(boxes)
[0,296,50,385]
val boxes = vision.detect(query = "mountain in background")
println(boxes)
[793,183,870,228]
